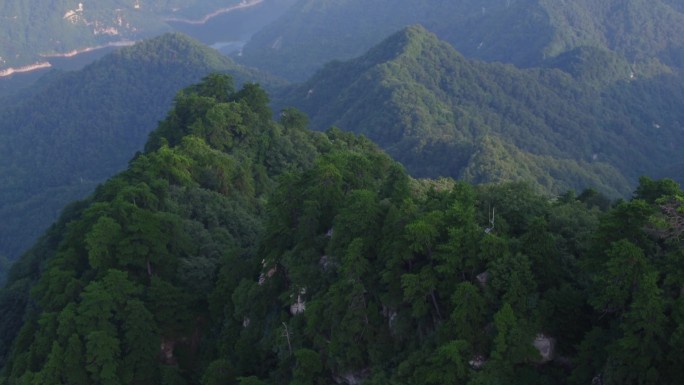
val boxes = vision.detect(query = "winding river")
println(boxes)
[0,0,295,80]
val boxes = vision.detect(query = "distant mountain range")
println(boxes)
[0,0,289,73]
[0,33,279,260]
[4,17,684,261]
[3,24,679,263]
[238,0,684,80]
[273,25,684,196]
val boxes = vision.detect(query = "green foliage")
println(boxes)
[275,26,684,198]
[634,176,682,203]
[0,32,280,261]
[201,359,236,385]
[85,331,120,385]
[292,349,323,385]
[240,0,684,81]
[0,75,325,384]
[603,271,667,385]
[492,303,538,364]
[2,70,684,385]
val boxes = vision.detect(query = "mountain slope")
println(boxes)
[0,73,359,383]
[274,26,684,196]
[0,32,281,261]
[539,0,684,70]
[3,75,684,384]
[238,0,684,80]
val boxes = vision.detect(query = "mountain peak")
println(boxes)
[396,24,434,43]
[276,24,684,197]
[0,33,276,260]
[357,24,455,65]
[109,33,232,68]
[238,0,684,80]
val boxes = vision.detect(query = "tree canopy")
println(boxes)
[1,75,684,384]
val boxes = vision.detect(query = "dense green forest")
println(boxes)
[0,0,250,70]
[0,33,281,263]
[1,74,684,384]
[238,0,684,80]
[1,2,684,383]
[274,26,684,197]
[6,23,683,264]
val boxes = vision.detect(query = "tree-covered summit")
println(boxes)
[0,32,280,262]
[0,73,325,383]
[1,74,684,384]
[238,0,684,81]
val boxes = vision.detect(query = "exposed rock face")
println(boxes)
[469,355,487,369]
[319,255,333,270]
[476,271,489,286]
[334,368,370,385]
[159,337,177,365]
[533,334,556,363]
[290,287,307,315]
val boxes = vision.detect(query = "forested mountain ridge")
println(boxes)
[0,32,281,263]
[538,0,684,70]
[273,25,684,197]
[237,0,684,80]
[0,0,257,72]
[2,75,684,384]
[0,73,354,383]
